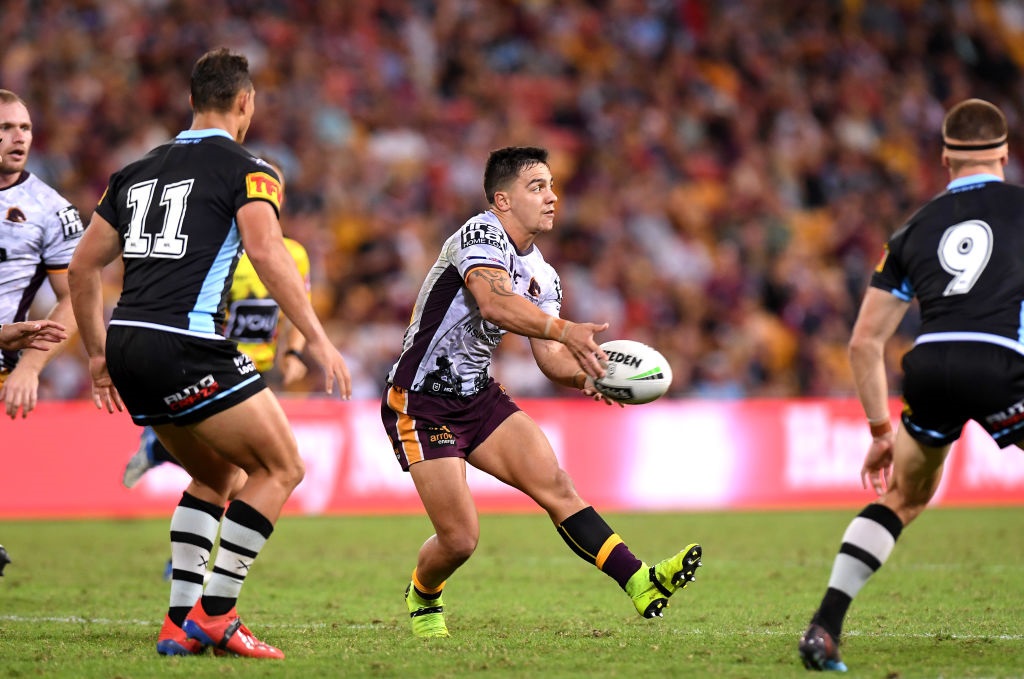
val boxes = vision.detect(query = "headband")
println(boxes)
[942,133,1008,161]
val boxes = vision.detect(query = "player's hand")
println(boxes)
[0,320,67,351]
[88,355,124,414]
[560,321,609,380]
[2,365,42,420]
[860,430,896,496]
[580,374,624,408]
[306,337,352,399]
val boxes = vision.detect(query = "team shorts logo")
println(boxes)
[233,354,257,375]
[425,424,456,448]
[245,172,282,210]
[985,398,1024,429]
[164,374,221,411]
[58,206,84,240]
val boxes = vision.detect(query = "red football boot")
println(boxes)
[156,614,206,656]
[182,602,284,659]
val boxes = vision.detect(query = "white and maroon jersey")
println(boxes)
[0,172,83,369]
[387,210,562,397]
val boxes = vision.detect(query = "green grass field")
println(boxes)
[2,507,1022,678]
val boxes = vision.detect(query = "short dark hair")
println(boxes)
[190,48,253,113]
[484,146,549,204]
[942,98,1007,143]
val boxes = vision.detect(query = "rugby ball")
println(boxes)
[594,339,672,405]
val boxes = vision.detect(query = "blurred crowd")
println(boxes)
[9,0,1024,401]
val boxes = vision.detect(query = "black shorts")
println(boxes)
[901,340,1024,448]
[105,324,267,427]
[380,379,521,472]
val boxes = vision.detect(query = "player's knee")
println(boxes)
[440,531,478,563]
[279,453,305,491]
[550,468,580,501]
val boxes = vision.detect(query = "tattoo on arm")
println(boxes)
[468,268,517,297]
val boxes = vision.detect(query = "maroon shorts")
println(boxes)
[380,379,520,471]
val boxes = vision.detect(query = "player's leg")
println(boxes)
[469,411,701,618]
[149,424,239,656]
[405,457,478,637]
[178,389,302,659]
[800,428,950,671]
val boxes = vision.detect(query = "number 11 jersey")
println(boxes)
[94,129,281,338]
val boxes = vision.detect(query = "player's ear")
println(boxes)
[237,88,252,114]
[493,190,510,212]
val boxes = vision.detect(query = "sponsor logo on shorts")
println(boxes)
[985,397,1024,429]
[234,354,257,375]
[164,374,221,411]
[245,172,282,210]
[426,424,456,448]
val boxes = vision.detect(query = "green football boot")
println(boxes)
[405,582,450,638]
[627,543,702,618]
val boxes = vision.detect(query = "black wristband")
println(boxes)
[285,348,304,360]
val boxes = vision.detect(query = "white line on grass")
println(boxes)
[0,615,332,629]
[2,616,1020,639]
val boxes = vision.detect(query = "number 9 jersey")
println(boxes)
[871,175,1024,349]
[94,129,282,339]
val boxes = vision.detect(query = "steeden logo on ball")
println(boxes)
[594,339,672,405]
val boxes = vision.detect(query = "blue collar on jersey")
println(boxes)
[175,129,234,141]
[946,173,1003,190]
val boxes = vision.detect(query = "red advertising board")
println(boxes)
[2,397,1024,518]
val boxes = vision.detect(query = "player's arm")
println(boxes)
[849,287,910,428]
[236,200,350,397]
[529,335,621,405]
[465,266,607,379]
[1,269,79,419]
[278,241,309,386]
[279,320,308,387]
[849,286,910,494]
[67,212,125,413]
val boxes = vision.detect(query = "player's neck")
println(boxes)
[0,170,22,190]
[190,112,243,143]
[948,161,1005,183]
[491,210,536,253]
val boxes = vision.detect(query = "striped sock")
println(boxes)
[411,568,444,600]
[201,500,274,616]
[557,506,644,588]
[167,492,224,627]
[813,503,904,638]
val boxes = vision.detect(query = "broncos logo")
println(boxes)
[5,207,26,223]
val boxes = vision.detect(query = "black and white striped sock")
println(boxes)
[168,492,224,627]
[202,500,274,616]
[813,503,903,638]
